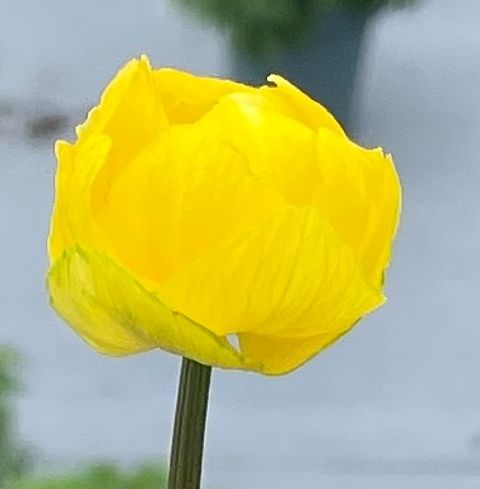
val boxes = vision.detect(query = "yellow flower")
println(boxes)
[47,55,401,375]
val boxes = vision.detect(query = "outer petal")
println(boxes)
[159,206,383,339]
[47,246,253,370]
[313,129,402,287]
[238,327,356,375]
[50,56,168,259]
[76,55,169,215]
[49,136,111,260]
[76,55,167,142]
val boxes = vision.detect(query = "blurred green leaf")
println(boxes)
[0,346,31,488]
[173,0,416,56]
[0,348,21,395]
[13,463,167,489]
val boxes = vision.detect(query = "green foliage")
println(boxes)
[173,0,415,56]
[0,348,31,488]
[0,348,165,488]
[13,463,167,489]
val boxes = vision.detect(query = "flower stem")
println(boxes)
[168,357,212,489]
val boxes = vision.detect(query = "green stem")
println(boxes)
[168,357,212,489]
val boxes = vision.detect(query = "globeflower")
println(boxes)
[47,55,401,376]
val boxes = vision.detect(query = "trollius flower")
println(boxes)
[47,55,401,375]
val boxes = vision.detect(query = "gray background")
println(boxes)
[1,0,480,487]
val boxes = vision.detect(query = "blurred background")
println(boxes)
[1,0,480,487]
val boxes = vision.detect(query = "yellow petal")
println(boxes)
[92,122,286,286]
[49,136,111,260]
[47,246,253,370]
[75,55,169,215]
[51,56,169,260]
[198,91,319,206]
[159,206,383,341]
[153,68,252,124]
[76,55,167,142]
[262,74,347,135]
[238,327,355,375]
[313,129,402,287]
